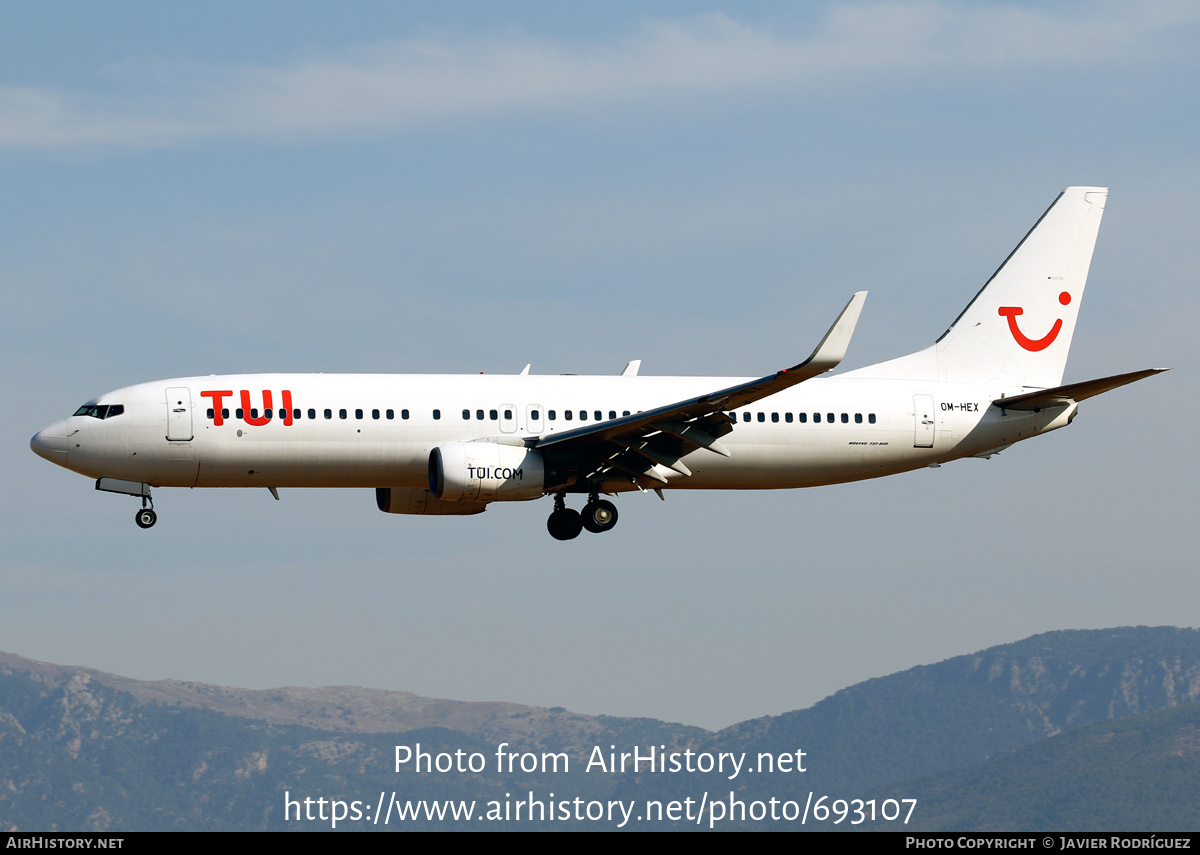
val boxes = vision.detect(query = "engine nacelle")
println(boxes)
[376,487,487,516]
[429,441,546,502]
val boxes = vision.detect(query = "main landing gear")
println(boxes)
[546,493,619,541]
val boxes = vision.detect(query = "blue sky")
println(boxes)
[2,1,1198,730]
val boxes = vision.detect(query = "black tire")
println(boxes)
[581,499,618,534]
[135,508,157,529]
[547,508,583,541]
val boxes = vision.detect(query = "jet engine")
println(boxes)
[375,487,487,516]
[428,441,546,502]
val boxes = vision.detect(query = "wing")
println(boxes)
[534,292,867,489]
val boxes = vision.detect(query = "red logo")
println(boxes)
[201,390,293,426]
[998,292,1071,352]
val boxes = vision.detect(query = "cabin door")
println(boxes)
[166,387,194,441]
[913,394,935,448]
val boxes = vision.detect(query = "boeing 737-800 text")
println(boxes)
[31,187,1164,540]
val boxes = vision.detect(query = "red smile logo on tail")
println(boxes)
[998,291,1071,352]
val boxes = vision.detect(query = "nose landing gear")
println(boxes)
[133,490,157,529]
[95,479,157,529]
[546,493,618,540]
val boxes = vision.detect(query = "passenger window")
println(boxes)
[855,413,862,424]
[530,410,540,420]
[462,409,470,420]
[324,409,332,419]
[548,410,557,421]
[308,409,316,419]
[841,413,848,423]
[292,409,300,420]
[608,410,616,420]
[372,409,380,419]
[476,409,484,420]
[222,408,229,419]
[401,409,409,419]
[579,411,587,421]
[785,412,793,423]
[565,411,573,421]
[339,409,347,419]
[237,409,245,419]
[505,409,513,420]
[771,412,779,423]
[279,409,287,419]
[757,412,765,422]
[869,413,876,424]
[386,409,394,419]
[594,411,601,421]
[743,413,751,422]
[813,413,820,423]
[433,409,441,420]
[207,408,215,419]
[827,413,835,423]
[489,409,498,421]
[799,412,807,423]
[251,409,260,419]
[355,409,363,420]
[623,411,630,417]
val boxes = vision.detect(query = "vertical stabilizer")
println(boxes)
[935,186,1107,388]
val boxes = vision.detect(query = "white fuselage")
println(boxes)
[31,371,1069,496]
[28,187,1149,537]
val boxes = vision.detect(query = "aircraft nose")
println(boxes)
[30,423,69,465]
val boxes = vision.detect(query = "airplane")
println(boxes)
[30,186,1165,540]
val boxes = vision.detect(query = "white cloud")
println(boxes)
[0,3,1195,147]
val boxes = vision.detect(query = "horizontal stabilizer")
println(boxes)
[993,368,1167,411]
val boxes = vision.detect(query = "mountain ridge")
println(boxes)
[4,626,1200,830]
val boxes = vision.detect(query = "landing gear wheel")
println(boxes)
[547,508,583,541]
[135,508,157,529]
[581,499,618,534]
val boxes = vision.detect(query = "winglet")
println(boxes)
[789,291,867,375]
[621,360,641,376]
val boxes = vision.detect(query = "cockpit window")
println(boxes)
[72,404,125,420]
